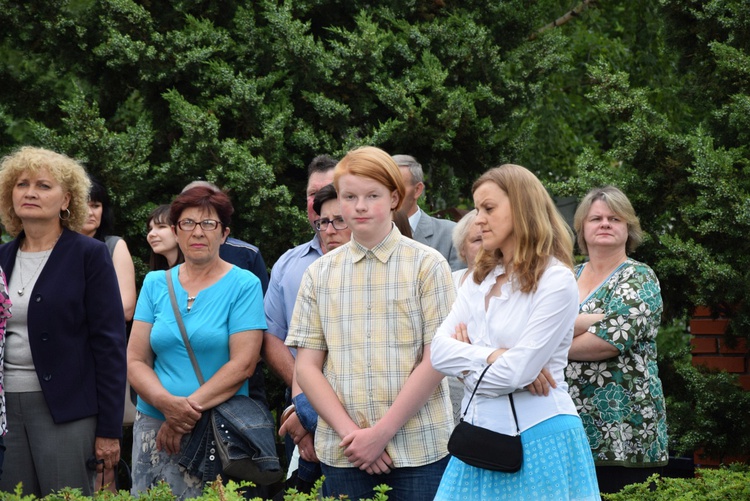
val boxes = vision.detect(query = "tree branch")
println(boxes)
[529,0,597,40]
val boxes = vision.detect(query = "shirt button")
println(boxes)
[43,373,52,381]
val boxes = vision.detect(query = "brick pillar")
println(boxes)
[691,306,750,389]
[690,306,750,466]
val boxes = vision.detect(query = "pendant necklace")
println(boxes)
[17,232,62,296]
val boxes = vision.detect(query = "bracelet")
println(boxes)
[280,404,296,427]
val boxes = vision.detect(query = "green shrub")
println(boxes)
[603,465,750,500]
[656,319,750,463]
[659,348,750,462]
[0,477,392,501]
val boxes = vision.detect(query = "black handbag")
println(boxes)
[447,364,523,472]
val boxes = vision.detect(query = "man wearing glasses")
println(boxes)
[275,183,352,497]
[262,155,340,496]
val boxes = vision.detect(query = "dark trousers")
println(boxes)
[596,465,665,494]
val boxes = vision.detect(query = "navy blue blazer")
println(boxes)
[0,228,127,438]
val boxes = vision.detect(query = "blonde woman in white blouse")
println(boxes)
[431,164,600,501]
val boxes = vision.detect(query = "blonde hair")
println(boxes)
[0,146,91,236]
[472,164,574,293]
[573,186,643,255]
[333,146,405,212]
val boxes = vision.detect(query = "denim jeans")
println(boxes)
[291,394,321,483]
[321,455,449,501]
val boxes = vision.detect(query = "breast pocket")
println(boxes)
[389,296,424,360]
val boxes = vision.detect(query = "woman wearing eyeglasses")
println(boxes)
[127,186,267,499]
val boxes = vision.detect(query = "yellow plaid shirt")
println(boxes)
[287,226,455,468]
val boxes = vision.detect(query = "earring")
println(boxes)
[59,208,71,221]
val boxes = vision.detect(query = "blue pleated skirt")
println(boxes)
[434,414,601,501]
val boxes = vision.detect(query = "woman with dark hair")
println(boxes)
[79,176,137,491]
[128,186,267,499]
[80,177,136,321]
[146,204,184,270]
[0,147,126,497]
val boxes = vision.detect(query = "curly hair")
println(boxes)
[0,146,91,236]
[472,164,574,293]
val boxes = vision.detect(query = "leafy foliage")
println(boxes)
[659,349,750,462]
[0,477,392,501]
[4,1,748,337]
[0,0,566,271]
[602,466,750,501]
[552,0,750,342]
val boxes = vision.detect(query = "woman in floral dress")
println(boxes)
[0,268,11,479]
[566,186,668,494]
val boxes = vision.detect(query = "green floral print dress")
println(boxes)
[565,258,669,467]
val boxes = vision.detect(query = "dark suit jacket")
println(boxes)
[0,228,126,438]
[220,237,269,294]
[413,211,463,271]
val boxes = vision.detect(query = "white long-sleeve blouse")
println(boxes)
[431,258,580,436]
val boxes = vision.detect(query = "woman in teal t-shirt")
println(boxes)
[128,186,267,499]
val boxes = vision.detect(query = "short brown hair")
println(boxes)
[170,186,234,229]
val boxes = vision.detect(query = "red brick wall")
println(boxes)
[691,306,750,390]
[690,306,750,466]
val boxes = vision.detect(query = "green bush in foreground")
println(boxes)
[602,464,750,501]
[0,477,392,501]
[3,466,750,500]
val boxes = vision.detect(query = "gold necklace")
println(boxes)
[17,232,62,296]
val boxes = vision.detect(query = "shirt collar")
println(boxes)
[309,234,324,256]
[408,207,422,231]
[349,224,402,264]
[477,263,511,295]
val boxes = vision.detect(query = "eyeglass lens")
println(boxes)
[316,218,347,231]
[178,219,219,231]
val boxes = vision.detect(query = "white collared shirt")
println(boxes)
[407,207,422,232]
[431,258,580,435]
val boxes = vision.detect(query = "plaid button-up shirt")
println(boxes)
[287,226,455,468]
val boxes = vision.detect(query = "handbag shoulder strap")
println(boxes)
[460,364,520,433]
[166,267,205,385]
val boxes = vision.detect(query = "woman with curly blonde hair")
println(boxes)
[0,147,126,496]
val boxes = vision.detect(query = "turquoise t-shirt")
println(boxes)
[134,264,267,420]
